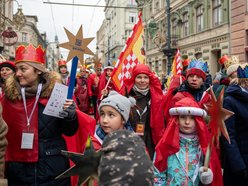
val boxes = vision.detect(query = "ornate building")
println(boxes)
[0,0,47,62]
[140,0,230,77]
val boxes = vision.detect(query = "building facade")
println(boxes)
[230,0,248,62]
[142,0,230,77]
[46,35,61,71]
[0,1,47,63]
[96,0,138,67]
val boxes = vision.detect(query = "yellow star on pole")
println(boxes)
[204,86,234,145]
[59,25,94,65]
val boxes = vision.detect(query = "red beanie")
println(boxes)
[186,68,206,81]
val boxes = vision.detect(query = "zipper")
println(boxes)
[186,142,189,186]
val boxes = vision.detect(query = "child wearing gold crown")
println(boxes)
[1,44,95,186]
[154,97,223,186]
[221,63,248,186]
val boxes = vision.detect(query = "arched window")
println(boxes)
[196,5,204,32]
[182,12,189,36]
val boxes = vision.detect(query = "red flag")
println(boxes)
[171,49,182,75]
[166,49,182,88]
[111,12,145,93]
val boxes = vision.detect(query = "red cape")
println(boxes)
[123,64,165,145]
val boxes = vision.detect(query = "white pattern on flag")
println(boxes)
[175,49,182,75]
[117,51,138,87]
[111,12,145,93]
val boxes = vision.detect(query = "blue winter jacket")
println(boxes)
[222,84,248,185]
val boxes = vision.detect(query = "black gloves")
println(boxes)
[234,169,248,185]
[59,102,77,120]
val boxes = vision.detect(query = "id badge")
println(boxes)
[21,131,34,149]
[136,122,145,136]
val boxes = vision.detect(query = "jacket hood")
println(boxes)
[226,84,248,102]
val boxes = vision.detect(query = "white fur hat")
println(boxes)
[226,64,240,77]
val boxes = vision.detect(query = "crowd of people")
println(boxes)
[0,43,247,186]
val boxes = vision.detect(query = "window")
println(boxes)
[172,19,177,37]
[125,29,132,37]
[129,13,136,23]
[195,53,202,59]
[213,0,222,26]
[22,32,27,42]
[182,13,189,36]
[196,5,204,32]
[128,0,137,6]
[162,19,166,38]
[155,1,159,10]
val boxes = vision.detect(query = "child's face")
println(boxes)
[99,106,125,134]
[59,66,67,74]
[178,115,197,134]
[106,69,113,77]
[187,74,204,89]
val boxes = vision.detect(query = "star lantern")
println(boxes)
[59,25,94,99]
[59,25,94,65]
[56,137,102,186]
[203,86,234,169]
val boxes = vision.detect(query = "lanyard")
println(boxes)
[136,99,150,121]
[136,106,147,121]
[21,83,42,128]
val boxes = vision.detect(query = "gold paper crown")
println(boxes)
[224,55,240,69]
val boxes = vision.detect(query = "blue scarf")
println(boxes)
[96,121,134,142]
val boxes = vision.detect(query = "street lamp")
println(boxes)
[162,0,182,75]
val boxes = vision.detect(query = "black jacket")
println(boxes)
[6,103,78,186]
[129,90,155,159]
[221,85,248,186]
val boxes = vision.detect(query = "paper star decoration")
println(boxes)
[59,25,94,65]
[204,86,234,145]
[56,137,102,186]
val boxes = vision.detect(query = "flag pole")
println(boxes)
[99,77,112,100]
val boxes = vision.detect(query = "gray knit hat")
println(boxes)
[98,91,136,122]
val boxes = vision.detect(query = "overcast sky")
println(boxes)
[15,0,105,60]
